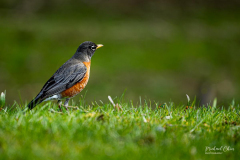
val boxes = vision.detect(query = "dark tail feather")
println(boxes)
[27,95,43,110]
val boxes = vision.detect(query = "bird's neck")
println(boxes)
[72,52,90,62]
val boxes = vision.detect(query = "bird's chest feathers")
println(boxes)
[80,61,91,87]
[61,61,91,97]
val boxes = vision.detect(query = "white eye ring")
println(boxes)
[91,46,96,50]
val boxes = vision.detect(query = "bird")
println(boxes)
[27,41,103,111]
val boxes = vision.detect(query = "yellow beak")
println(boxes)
[97,44,104,49]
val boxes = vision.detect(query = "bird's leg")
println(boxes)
[64,98,78,109]
[64,98,70,110]
[57,100,62,112]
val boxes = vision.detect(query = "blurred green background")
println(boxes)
[0,0,240,106]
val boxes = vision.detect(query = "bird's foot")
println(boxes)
[65,106,79,110]
[49,109,63,114]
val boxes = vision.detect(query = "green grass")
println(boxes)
[0,93,239,160]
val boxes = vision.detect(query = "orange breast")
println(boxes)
[61,61,91,98]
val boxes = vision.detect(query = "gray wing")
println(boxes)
[39,62,87,98]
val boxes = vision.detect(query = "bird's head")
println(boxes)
[74,41,103,61]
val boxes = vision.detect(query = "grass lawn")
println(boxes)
[0,93,239,160]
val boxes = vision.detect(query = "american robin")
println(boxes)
[27,41,103,110]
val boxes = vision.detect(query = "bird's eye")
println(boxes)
[90,46,96,50]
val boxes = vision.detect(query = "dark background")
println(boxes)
[0,0,240,106]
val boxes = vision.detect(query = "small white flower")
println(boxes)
[108,95,115,107]
[1,92,5,99]
[165,116,171,119]
[0,91,6,107]
[186,94,190,103]
[143,116,147,123]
